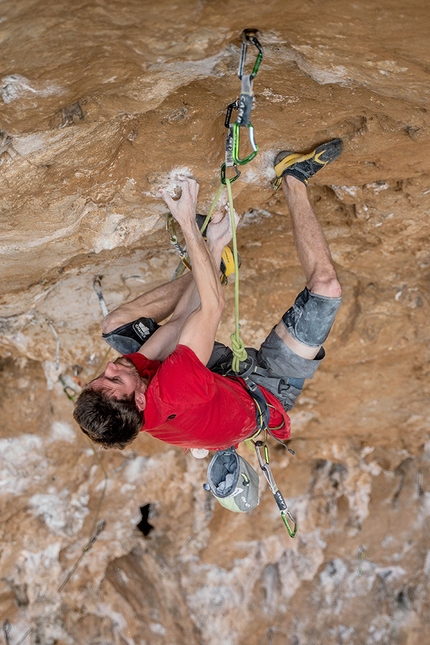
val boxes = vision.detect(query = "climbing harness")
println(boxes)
[221,28,263,184]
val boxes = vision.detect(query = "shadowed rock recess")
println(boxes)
[1,1,429,643]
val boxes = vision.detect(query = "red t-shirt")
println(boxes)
[126,345,290,451]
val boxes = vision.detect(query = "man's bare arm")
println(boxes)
[140,215,231,362]
[102,273,193,334]
[105,177,233,363]
[159,178,227,365]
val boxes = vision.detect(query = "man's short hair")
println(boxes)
[73,388,143,450]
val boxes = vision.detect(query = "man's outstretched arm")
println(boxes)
[157,177,227,365]
[107,176,231,363]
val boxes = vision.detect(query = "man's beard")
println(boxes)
[114,357,137,370]
[113,357,141,386]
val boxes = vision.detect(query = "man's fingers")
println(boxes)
[160,190,175,209]
[160,176,200,220]
[210,211,225,224]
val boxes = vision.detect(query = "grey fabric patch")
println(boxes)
[206,341,234,372]
[282,287,341,347]
[102,317,160,354]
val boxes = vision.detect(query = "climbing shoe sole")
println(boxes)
[272,138,343,189]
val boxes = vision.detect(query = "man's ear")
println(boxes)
[134,391,146,412]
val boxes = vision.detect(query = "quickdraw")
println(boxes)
[254,438,298,538]
[221,28,264,184]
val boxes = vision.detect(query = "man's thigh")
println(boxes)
[250,287,341,410]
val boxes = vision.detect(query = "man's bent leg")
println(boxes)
[275,175,341,359]
[102,272,193,334]
[101,272,194,354]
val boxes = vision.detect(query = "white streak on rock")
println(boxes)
[0,435,44,495]
[29,489,89,536]
[1,74,63,103]
[50,421,76,443]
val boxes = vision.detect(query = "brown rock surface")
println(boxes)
[1,1,430,644]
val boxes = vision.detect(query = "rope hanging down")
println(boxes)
[194,175,248,373]
[168,29,263,370]
[219,29,263,370]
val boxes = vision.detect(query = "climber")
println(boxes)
[73,139,343,451]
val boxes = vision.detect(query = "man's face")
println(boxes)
[88,357,145,401]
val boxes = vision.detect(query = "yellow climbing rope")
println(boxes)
[225,177,247,372]
[200,178,248,373]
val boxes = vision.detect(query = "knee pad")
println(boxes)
[282,288,341,347]
[102,317,160,355]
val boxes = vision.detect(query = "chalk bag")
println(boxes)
[204,447,260,513]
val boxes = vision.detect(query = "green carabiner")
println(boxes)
[232,122,258,165]
[281,510,298,538]
[250,51,263,80]
[58,374,79,402]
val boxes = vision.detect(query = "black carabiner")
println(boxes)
[238,29,264,81]
[221,162,240,185]
[225,100,239,128]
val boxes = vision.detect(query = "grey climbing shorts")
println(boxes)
[207,287,341,411]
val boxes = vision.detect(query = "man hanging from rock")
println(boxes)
[73,139,343,451]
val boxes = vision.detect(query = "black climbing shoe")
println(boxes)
[272,138,343,189]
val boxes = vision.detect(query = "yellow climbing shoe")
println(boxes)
[220,246,236,282]
[197,215,239,283]
[272,138,343,189]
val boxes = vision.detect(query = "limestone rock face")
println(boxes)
[1,1,430,644]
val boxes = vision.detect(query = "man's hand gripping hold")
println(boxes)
[156,177,227,365]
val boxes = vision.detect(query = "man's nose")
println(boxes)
[104,362,118,376]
